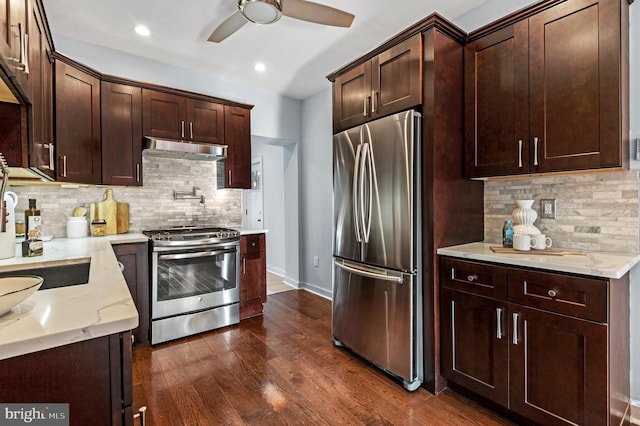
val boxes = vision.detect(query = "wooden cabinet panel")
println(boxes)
[186,98,224,144]
[112,242,149,345]
[142,89,186,140]
[465,0,628,178]
[102,82,143,186]
[332,33,421,133]
[0,332,133,426]
[509,305,608,425]
[240,233,266,320]
[529,0,625,172]
[440,257,508,300]
[464,23,529,178]
[55,59,101,183]
[372,33,422,118]
[441,288,509,406]
[224,106,251,189]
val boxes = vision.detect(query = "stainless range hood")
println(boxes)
[143,137,227,161]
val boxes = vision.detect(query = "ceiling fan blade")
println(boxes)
[281,0,354,28]
[208,11,248,43]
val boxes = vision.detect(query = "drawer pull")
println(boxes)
[548,289,558,298]
[512,312,520,345]
[496,307,504,339]
[467,274,478,282]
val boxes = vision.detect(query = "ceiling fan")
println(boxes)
[208,0,355,43]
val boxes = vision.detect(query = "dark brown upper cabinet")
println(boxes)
[101,81,143,186]
[465,0,629,178]
[142,89,225,145]
[54,57,101,184]
[224,105,251,189]
[331,33,422,133]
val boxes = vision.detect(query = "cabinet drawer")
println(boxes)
[508,269,607,323]
[243,234,262,260]
[440,258,507,300]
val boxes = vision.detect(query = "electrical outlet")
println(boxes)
[313,256,319,267]
[540,199,557,219]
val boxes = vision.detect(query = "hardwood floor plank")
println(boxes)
[134,290,514,425]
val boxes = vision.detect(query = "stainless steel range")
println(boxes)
[143,226,241,344]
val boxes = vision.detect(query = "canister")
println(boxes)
[67,217,88,238]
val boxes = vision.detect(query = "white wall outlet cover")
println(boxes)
[540,199,557,219]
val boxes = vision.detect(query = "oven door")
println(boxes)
[151,242,239,319]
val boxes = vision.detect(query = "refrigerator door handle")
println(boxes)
[361,142,372,243]
[334,259,404,284]
[352,143,363,242]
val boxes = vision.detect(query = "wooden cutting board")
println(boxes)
[116,201,129,234]
[490,246,587,256]
[90,189,118,235]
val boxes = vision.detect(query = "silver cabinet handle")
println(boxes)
[518,140,523,168]
[133,406,147,426]
[512,312,520,345]
[243,257,246,274]
[363,96,368,117]
[548,289,557,298]
[533,137,539,166]
[450,268,455,280]
[189,122,194,140]
[228,170,232,185]
[496,308,504,339]
[181,120,185,139]
[43,143,55,170]
[371,90,377,113]
[467,274,478,282]
[61,155,68,177]
[118,261,125,272]
[136,164,141,182]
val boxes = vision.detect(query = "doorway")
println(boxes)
[243,158,264,230]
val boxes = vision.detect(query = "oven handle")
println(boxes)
[158,248,237,260]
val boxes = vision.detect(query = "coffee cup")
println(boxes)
[513,234,531,251]
[530,234,552,250]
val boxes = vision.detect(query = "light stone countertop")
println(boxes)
[437,242,640,279]
[0,234,148,360]
[238,228,268,235]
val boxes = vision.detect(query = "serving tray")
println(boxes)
[490,246,587,256]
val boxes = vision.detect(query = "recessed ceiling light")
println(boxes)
[135,25,150,36]
[254,62,266,72]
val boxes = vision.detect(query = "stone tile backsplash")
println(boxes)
[7,156,242,238]
[484,171,640,255]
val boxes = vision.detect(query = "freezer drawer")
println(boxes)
[332,258,422,390]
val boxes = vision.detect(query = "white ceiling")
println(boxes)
[41,0,525,100]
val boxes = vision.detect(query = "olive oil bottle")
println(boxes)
[24,199,42,239]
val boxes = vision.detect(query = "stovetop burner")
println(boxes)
[143,226,240,245]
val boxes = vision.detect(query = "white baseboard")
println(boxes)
[631,401,640,425]
[298,281,332,300]
[266,266,286,277]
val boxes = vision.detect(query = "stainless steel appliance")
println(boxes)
[332,109,422,391]
[144,226,241,344]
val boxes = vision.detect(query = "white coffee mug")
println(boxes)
[530,234,552,250]
[513,234,531,251]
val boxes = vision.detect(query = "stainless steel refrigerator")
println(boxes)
[332,109,422,391]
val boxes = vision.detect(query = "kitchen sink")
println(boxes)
[0,260,91,290]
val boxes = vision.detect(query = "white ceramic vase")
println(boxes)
[511,199,541,235]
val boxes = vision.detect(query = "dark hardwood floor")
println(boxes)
[133,290,515,425]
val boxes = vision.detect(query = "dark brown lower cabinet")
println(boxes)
[239,233,266,320]
[112,242,149,345]
[0,331,133,426]
[440,257,630,426]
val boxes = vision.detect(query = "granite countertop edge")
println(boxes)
[437,242,640,280]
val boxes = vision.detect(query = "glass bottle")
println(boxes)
[25,199,42,240]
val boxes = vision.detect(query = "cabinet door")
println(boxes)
[0,0,10,59]
[441,288,509,407]
[529,0,623,172]
[186,98,224,144]
[142,89,187,140]
[224,106,251,189]
[55,60,101,183]
[113,243,149,345]
[464,23,529,178]
[332,62,371,133]
[372,33,422,118]
[102,82,143,186]
[240,234,266,320]
[28,0,54,179]
[509,305,607,425]
[9,0,28,92]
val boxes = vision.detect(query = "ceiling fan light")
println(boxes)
[239,0,282,24]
